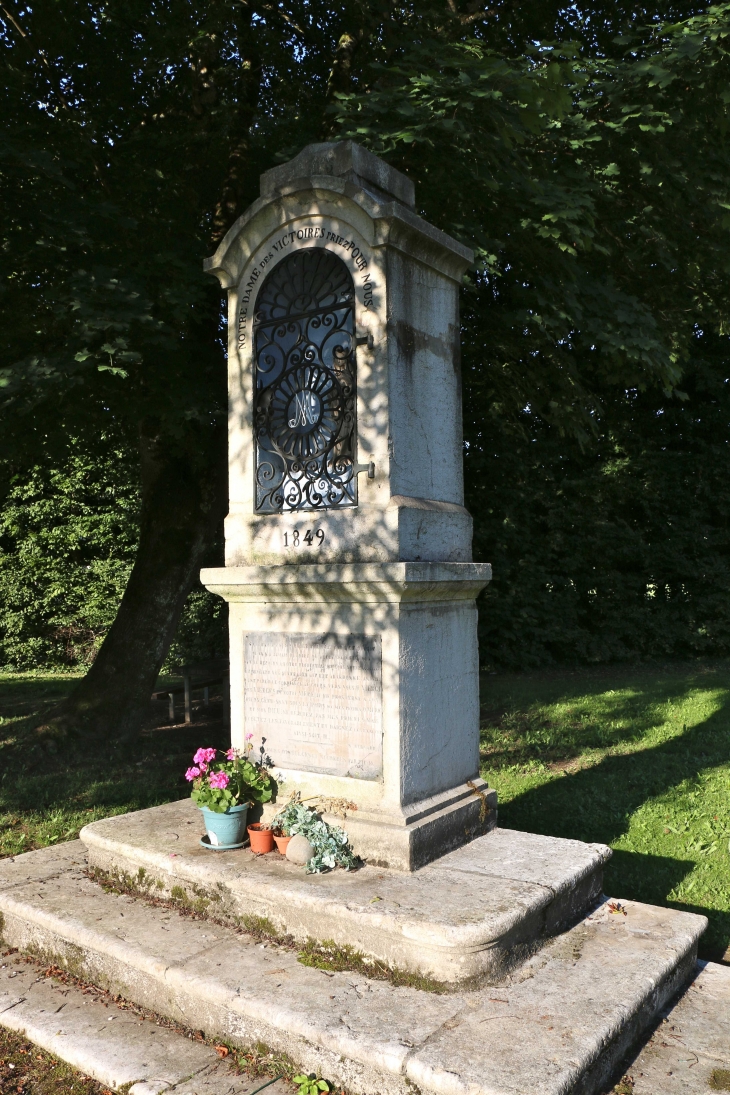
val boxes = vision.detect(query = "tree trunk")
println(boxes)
[40,421,227,745]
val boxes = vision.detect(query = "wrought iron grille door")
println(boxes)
[252,248,357,513]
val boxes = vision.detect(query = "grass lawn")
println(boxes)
[480,660,730,962]
[1,663,728,965]
[0,671,229,860]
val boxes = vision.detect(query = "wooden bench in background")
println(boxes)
[152,658,229,726]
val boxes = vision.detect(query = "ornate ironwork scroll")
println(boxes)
[252,248,357,513]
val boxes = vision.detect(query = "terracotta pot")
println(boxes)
[247,824,274,853]
[274,833,292,855]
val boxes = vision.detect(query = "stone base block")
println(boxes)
[0,952,280,1095]
[260,777,498,872]
[0,843,708,1095]
[82,800,607,984]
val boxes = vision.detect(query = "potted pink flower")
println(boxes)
[186,743,272,849]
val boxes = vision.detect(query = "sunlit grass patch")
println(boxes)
[480,662,730,961]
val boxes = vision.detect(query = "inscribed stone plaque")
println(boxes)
[244,632,382,779]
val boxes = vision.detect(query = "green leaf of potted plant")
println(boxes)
[271,798,360,872]
[186,742,272,849]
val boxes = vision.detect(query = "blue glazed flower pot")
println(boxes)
[200,802,249,847]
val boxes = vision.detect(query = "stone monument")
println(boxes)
[201,141,496,869]
[0,144,710,1095]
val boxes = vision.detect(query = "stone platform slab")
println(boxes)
[0,843,707,1095]
[616,959,730,1094]
[81,799,611,983]
[0,949,289,1095]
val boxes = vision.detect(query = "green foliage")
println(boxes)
[292,1075,330,1095]
[0,435,139,669]
[188,747,272,812]
[0,434,223,674]
[472,331,730,668]
[331,12,730,435]
[3,0,730,676]
[162,589,227,673]
[271,799,360,873]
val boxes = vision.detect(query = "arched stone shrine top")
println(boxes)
[204,141,475,566]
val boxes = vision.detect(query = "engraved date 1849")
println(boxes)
[283,528,325,548]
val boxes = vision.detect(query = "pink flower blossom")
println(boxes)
[225,747,237,760]
[185,766,201,782]
[245,733,254,741]
[208,771,230,790]
[194,747,216,766]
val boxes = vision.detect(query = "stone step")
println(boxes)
[81,799,611,984]
[0,842,707,1095]
[0,949,289,1095]
[610,959,730,1094]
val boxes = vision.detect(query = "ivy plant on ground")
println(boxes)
[271,800,360,873]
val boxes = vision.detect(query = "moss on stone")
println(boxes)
[239,914,286,942]
[297,938,448,993]
[88,866,449,991]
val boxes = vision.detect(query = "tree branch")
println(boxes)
[445,0,494,23]
[1,1,74,112]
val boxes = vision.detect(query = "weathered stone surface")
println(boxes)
[0,848,708,1095]
[167,1060,291,1094]
[0,953,263,1094]
[616,960,730,1094]
[0,841,83,890]
[244,631,383,779]
[203,563,493,871]
[405,899,705,1095]
[285,834,315,866]
[258,140,418,209]
[81,803,609,982]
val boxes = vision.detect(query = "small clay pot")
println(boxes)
[247,823,274,854]
[274,833,292,855]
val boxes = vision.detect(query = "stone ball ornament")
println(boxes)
[285,833,315,866]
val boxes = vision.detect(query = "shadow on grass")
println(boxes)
[492,704,730,842]
[0,677,231,857]
[481,663,729,768]
[491,695,730,960]
[0,673,81,723]
[604,850,730,960]
[0,713,230,813]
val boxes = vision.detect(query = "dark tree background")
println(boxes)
[2,0,730,740]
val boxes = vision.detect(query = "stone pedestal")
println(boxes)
[202,140,494,868]
[202,562,494,870]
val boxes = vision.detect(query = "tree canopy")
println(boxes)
[2,0,730,732]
